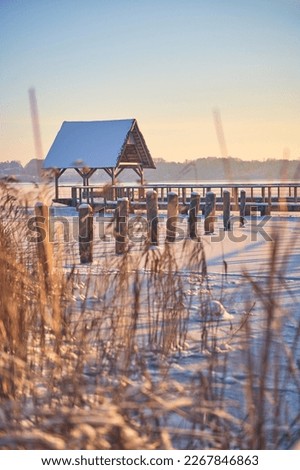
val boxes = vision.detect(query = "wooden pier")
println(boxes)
[53,182,300,215]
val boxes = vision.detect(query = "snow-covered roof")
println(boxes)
[43,118,155,169]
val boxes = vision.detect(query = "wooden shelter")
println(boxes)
[43,118,155,201]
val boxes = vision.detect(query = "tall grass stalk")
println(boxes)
[0,183,299,449]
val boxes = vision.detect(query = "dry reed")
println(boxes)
[0,182,299,450]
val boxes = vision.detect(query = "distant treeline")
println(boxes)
[1,156,299,183]
[144,157,300,183]
[0,159,43,181]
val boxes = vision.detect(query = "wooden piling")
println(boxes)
[182,187,187,205]
[232,187,239,210]
[35,202,53,290]
[223,190,231,231]
[115,197,129,254]
[79,203,93,263]
[204,191,216,234]
[71,187,77,207]
[268,187,272,207]
[240,190,246,226]
[166,191,178,242]
[188,191,200,239]
[146,190,159,245]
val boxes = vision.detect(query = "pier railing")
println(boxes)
[55,182,300,214]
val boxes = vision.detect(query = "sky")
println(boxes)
[1,0,300,164]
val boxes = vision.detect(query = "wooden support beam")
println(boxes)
[182,187,187,205]
[54,168,66,199]
[115,198,129,254]
[204,192,216,234]
[232,187,239,211]
[240,190,246,225]
[166,192,178,243]
[146,190,159,245]
[130,165,144,184]
[55,174,59,200]
[103,167,116,198]
[140,167,144,185]
[188,191,200,239]
[223,190,231,231]
[103,167,114,178]
[74,168,86,179]
[79,204,93,264]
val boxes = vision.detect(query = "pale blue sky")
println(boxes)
[1,0,300,163]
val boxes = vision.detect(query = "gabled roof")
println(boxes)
[43,118,155,170]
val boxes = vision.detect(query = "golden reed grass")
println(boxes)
[0,182,299,450]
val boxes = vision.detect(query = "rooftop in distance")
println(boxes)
[43,118,155,170]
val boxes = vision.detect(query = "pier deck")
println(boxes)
[53,182,300,214]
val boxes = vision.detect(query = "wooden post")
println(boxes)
[232,187,239,210]
[223,190,231,231]
[240,190,246,226]
[53,169,66,200]
[260,186,269,215]
[126,187,131,200]
[140,168,144,186]
[264,187,271,215]
[90,187,94,206]
[115,197,129,254]
[166,191,178,242]
[204,192,216,234]
[138,186,145,201]
[268,187,272,206]
[182,187,187,205]
[146,190,159,245]
[79,204,93,263]
[71,187,77,207]
[188,191,200,239]
[35,202,53,290]
[55,174,59,200]
[111,167,116,200]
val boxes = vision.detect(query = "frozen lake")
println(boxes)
[2,181,300,449]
